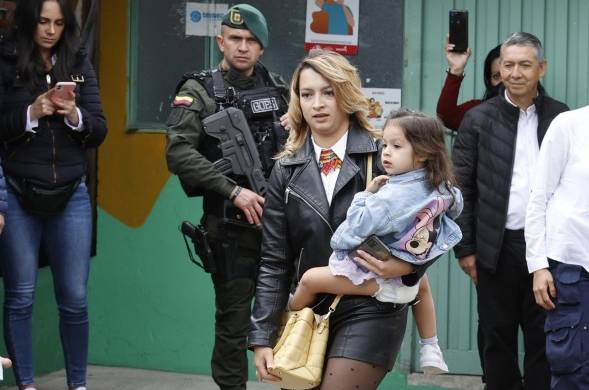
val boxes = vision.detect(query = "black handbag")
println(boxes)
[6,175,81,217]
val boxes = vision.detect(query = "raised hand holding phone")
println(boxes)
[50,81,76,103]
[449,9,468,53]
[50,82,79,126]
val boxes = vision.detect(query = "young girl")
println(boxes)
[289,109,463,375]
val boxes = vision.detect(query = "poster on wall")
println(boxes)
[185,2,228,36]
[362,88,402,128]
[304,0,359,55]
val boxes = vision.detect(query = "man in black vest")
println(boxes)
[452,32,568,390]
[165,5,288,389]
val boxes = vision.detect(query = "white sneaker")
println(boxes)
[419,343,448,375]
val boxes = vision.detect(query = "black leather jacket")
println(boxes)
[249,123,387,348]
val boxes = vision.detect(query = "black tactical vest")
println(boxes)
[178,64,289,184]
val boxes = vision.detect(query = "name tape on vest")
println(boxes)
[251,97,278,114]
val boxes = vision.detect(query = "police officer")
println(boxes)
[165,4,288,390]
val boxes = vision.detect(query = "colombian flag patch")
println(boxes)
[173,95,194,107]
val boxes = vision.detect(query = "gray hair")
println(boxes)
[501,32,544,62]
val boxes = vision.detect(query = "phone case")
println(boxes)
[352,235,390,261]
[449,10,468,52]
[52,83,76,101]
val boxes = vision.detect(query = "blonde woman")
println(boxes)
[249,50,428,389]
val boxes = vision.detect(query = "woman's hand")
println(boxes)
[0,213,5,235]
[52,90,79,126]
[366,175,388,193]
[353,249,414,278]
[254,346,281,383]
[445,35,472,76]
[30,92,56,120]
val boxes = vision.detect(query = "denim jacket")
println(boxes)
[330,168,463,265]
[0,156,7,214]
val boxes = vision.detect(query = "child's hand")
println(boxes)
[366,175,389,193]
[0,356,12,368]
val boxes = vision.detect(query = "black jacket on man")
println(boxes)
[452,86,568,272]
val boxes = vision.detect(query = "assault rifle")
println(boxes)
[203,107,268,197]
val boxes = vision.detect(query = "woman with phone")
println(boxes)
[251,50,439,389]
[436,37,502,131]
[0,1,107,389]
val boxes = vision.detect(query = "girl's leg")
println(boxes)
[413,274,436,339]
[289,267,378,310]
[44,183,92,389]
[0,189,43,388]
[412,274,448,374]
[320,357,387,390]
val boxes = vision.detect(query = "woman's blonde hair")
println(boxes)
[277,49,374,158]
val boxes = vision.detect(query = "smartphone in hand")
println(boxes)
[50,81,76,103]
[449,9,468,52]
[350,235,390,261]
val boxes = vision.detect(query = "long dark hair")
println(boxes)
[384,109,455,189]
[13,0,79,89]
[482,44,501,101]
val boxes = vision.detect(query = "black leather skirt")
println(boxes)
[326,295,408,370]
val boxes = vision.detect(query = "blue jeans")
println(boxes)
[0,182,91,388]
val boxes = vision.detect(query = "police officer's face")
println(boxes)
[217,26,264,76]
[298,67,349,143]
[500,45,546,101]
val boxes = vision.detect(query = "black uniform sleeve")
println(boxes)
[165,79,236,198]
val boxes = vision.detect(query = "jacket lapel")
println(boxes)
[332,153,359,198]
[282,123,379,220]
[282,138,331,220]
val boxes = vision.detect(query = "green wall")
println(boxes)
[88,178,213,373]
[404,0,589,114]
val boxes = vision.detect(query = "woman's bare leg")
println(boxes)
[289,267,378,310]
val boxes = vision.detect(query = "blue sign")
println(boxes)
[190,10,202,23]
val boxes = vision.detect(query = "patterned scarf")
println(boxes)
[319,148,342,175]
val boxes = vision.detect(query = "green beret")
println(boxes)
[221,4,268,48]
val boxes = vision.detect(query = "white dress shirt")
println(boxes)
[525,105,589,273]
[505,91,539,230]
[312,131,348,205]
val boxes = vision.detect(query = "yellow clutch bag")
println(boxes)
[268,296,342,390]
